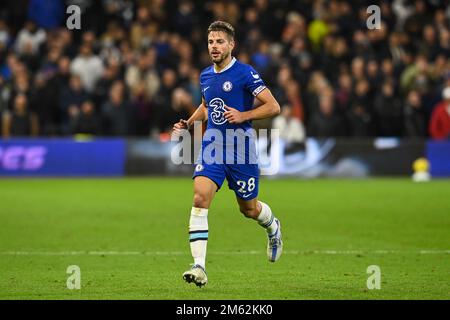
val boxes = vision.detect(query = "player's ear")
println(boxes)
[229,38,235,50]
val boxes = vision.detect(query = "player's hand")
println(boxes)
[172,119,190,136]
[224,106,247,124]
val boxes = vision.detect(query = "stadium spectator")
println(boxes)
[59,74,89,134]
[9,70,31,110]
[14,21,46,56]
[429,87,450,140]
[0,0,448,138]
[101,80,134,136]
[419,24,440,61]
[70,43,104,92]
[307,10,330,53]
[404,89,427,137]
[2,93,38,137]
[185,68,201,106]
[101,0,135,29]
[69,100,100,135]
[125,47,160,101]
[170,87,196,133]
[272,104,305,143]
[305,71,330,117]
[29,72,59,135]
[400,54,434,94]
[54,56,73,98]
[172,0,198,38]
[437,26,450,57]
[387,31,408,67]
[130,5,157,50]
[348,79,374,137]
[347,104,373,137]
[404,0,431,38]
[93,57,122,107]
[286,36,312,88]
[279,78,305,124]
[374,81,403,137]
[0,18,10,51]
[335,72,353,114]
[366,59,383,92]
[124,49,159,135]
[153,68,179,134]
[307,95,346,137]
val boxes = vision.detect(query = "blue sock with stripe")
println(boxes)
[189,207,208,269]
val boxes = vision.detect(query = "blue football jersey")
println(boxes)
[193,57,265,199]
[199,57,266,164]
[200,57,266,132]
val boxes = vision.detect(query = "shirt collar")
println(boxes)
[213,57,236,73]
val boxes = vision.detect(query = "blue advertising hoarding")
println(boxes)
[426,141,450,177]
[0,138,448,177]
[0,139,125,176]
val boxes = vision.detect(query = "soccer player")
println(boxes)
[173,21,283,287]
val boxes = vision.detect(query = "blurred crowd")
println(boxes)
[0,0,450,140]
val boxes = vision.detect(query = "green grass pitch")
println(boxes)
[0,178,449,300]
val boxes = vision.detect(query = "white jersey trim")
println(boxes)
[213,57,237,73]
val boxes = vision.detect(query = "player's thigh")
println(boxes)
[193,176,219,208]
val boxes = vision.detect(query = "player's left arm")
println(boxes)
[224,88,280,124]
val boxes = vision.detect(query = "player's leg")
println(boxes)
[236,197,277,235]
[236,197,279,237]
[184,165,224,287]
[235,196,283,262]
[193,175,218,209]
[226,162,283,262]
[189,176,217,268]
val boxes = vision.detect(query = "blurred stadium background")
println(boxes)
[0,0,450,177]
[0,0,449,299]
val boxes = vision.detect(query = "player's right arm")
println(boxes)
[172,98,207,133]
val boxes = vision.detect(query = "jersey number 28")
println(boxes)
[236,177,256,194]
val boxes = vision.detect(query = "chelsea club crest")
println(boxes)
[222,81,233,92]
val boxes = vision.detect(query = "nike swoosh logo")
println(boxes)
[251,72,260,79]
[203,86,210,92]
[242,193,253,198]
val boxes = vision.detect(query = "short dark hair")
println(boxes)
[207,21,235,40]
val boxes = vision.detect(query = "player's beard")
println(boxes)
[211,51,230,65]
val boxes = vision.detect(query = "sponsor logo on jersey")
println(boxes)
[209,97,228,125]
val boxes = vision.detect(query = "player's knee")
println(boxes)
[193,193,209,209]
[239,206,259,219]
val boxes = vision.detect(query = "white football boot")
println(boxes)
[267,219,283,262]
[183,264,208,287]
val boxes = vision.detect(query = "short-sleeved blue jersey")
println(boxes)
[199,57,266,165]
[194,57,266,199]
[200,57,266,133]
